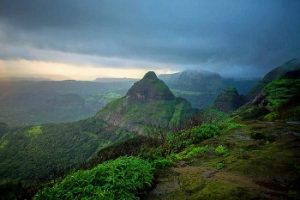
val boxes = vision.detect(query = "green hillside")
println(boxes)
[30,109,300,200]
[0,72,197,188]
[235,71,300,121]
[248,59,300,99]
[97,71,198,134]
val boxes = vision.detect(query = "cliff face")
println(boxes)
[97,71,198,135]
[213,87,245,113]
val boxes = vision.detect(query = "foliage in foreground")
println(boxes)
[166,110,241,151]
[34,156,154,200]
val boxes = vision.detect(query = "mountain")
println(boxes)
[0,71,257,126]
[2,67,300,200]
[213,87,245,113]
[235,61,300,121]
[97,71,198,135]
[248,58,300,99]
[159,70,258,108]
[159,70,224,93]
[95,77,138,83]
[0,71,197,183]
[0,80,133,126]
[0,122,8,138]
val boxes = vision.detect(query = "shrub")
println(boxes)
[175,146,209,161]
[215,161,225,170]
[166,123,222,152]
[34,156,154,200]
[151,157,174,169]
[190,124,220,142]
[215,145,227,155]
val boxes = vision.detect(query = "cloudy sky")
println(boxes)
[0,0,299,80]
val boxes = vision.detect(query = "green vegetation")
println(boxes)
[1,67,300,199]
[213,87,245,113]
[264,78,300,109]
[34,156,154,200]
[0,118,132,182]
[26,125,43,137]
[97,71,198,134]
[235,77,300,121]
[174,145,209,161]
[215,145,227,155]
[167,110,241,151]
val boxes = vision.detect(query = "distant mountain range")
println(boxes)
[0,80,133,126]
[0,70,258,126]
[159,70,258,108]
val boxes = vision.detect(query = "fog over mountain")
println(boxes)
[1,0,300,79]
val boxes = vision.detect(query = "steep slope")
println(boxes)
[97,71,198,135]
[248,58,300,99]
[235,68,300,121]
[213,87,245,113]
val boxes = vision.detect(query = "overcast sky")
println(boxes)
[0,0,299,80]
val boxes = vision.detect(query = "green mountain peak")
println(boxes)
[143,71,158,80]
[98,71,197,134]
[126,71,175,102]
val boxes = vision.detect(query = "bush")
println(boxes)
[215,145,227,155]
[215,161,225,170]
[151,157,174,169]
[167,124,221,151]
[175,146,209,161]
[34,156,154,200]
[190,124,220,142]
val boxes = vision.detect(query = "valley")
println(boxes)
[0,59,300,200]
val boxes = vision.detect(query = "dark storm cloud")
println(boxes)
[0,0,300,77]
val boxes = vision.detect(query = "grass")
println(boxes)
[34,156,154,200]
